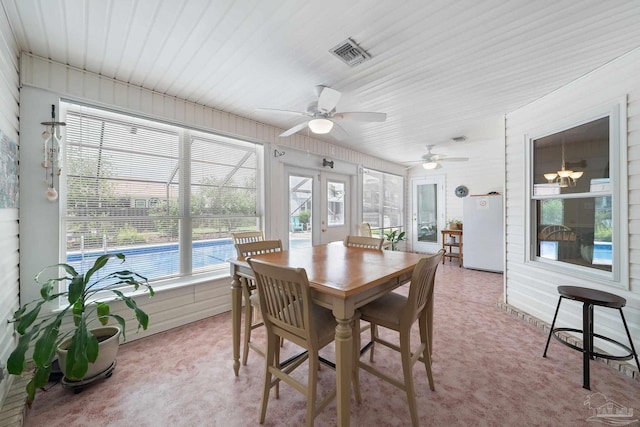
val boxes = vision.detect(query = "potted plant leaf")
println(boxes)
[384,229,406,251]
[7,253,154,403]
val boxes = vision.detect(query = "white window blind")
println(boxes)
[62,103,260,284]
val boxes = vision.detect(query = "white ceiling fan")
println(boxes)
[406,144,470,169]
[258,85,387,140]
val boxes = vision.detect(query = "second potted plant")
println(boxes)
[384,229,406,251]
[7,253,154,403]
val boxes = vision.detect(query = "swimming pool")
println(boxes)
[67,237,312,284]
[592,241,612,265]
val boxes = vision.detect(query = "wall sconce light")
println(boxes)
[41,105,65,202]
[274,148,286,157]
[323,158,334,168]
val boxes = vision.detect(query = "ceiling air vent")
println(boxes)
[330,38,371,67]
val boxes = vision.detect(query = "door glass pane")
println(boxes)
[327,180,345,226]
[289,175,312,248]
[417,183,437,243]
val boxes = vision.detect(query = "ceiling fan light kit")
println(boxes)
[414,144,470,169]
[308,118,334,134]
[259,85,386,140]
[422,161,439,170]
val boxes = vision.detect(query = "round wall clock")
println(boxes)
[455,185,469,198]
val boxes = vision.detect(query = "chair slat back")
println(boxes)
[235,239,282,258]
[358,223,372,237]
[544,230,577,242]
[247,258,312,343]
[404,249,445,323]
[343,235,384,250]
[232,231,264,245]
[538,225,571,239]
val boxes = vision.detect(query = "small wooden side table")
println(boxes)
[441,229,463,267]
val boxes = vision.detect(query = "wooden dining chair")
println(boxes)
[358,222,373,237]
[343,234,384,249]
[232,230,264,244]
[247,258,360,427]
[355,249,445,427]
[234,239,283,366]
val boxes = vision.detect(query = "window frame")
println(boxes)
[60,101,264,288]
[525,97,628,289]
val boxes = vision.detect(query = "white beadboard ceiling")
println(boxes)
[2,0,640,164]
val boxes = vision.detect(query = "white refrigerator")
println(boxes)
[463,194,504,273]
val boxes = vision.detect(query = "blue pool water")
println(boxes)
[67,238,235,282]
[67,237,312,283]
[592,241,612,265]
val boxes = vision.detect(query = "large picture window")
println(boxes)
[362,168,404,238]
[62,103,261,284]
[530,103,626,285]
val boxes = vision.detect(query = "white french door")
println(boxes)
[411,176,445,253]
[319,172,350,244]
[286,168,351,246]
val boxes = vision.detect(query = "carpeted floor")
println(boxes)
[22,263,640,426]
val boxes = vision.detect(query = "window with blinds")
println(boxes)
[362,168,404,238]
[62,103,261,284]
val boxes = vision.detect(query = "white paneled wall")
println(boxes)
[406,134,505,251]
[505,47,640,359]
[17,54,407,344]
[0,7,20,409]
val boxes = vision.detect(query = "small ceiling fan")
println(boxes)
[257,85,386,140]
[406,144,470,169]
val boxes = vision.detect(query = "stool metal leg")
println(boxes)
[589,304,595,361]
[583,302,592,390]
[543,296,564,357]
[618,308,640,372]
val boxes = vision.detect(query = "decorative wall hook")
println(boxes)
[323,158,334,169]
[41,104,66,202]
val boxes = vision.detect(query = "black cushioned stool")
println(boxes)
[543,285,639,390]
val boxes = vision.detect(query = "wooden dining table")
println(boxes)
[228,242,426,427]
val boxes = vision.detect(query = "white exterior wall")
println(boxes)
[17,54,406,341]
[505,47,640,358]
[0,7,20,406]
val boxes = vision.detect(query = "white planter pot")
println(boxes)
[56,326,121,380]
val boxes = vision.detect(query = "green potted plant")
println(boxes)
[7,253,154,403]
[384,229,406,251]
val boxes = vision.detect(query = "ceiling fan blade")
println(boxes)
[279,121,310,137]
[317,87,341,113]
[438,157,469,162]
[256,107,308,117]
[329,121,349,141]
[333,112,387,122]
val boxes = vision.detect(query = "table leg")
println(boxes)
[231,272,242,376]
[582,302,591,390]
[334,310,354,427]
